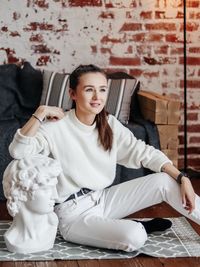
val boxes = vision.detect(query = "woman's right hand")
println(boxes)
[19,105,65,137]
[34,105,65,122]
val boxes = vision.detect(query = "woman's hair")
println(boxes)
[69,64,113,151]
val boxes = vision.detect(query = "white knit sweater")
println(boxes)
[9,109,171,202]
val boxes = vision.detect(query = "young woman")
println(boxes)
[9,64,200,252]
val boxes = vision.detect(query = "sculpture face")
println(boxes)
[24,184,58,215]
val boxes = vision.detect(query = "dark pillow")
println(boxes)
[0,64,19,120]
[16,62,43,119]
[0,119,21,201]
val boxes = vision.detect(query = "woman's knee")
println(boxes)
[150,173,179,199]
[151,173,176,189]
[121,222,147,252]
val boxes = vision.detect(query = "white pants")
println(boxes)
[54,173,200,252]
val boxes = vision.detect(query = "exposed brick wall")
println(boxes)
[0,0,200,170]
[181,0,200,171]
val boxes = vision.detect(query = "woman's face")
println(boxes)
[70,72,108,125]
[24,185,58,215]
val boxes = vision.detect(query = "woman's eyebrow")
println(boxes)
[100,86,108,90]
[83,85,94,88]
[83,85,108,89]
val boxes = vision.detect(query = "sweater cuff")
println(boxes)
[159,160,173,172]
[14,129,34,145]
[147,156,173,173]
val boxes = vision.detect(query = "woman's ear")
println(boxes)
[69,89,76,100]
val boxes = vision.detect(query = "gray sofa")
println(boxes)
[0,62,159,201]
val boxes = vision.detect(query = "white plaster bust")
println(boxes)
[3,155,62,254]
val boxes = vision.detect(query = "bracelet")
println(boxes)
[176,172,189,184]
[32,114,43,124]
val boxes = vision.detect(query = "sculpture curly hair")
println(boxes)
[3,155,61,217]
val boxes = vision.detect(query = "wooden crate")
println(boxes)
[137,90,180,167]
[162,149,178,168]
[157,125,179,150]
[137,90,180,125]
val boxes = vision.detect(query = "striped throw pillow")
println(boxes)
[106,77,139,124]
[40,70,72,111]
[41,70,139,124]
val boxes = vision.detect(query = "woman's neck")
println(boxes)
[75,110,96,126]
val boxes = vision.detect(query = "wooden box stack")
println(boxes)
[137,90,180,167]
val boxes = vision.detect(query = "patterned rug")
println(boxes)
[0,217,200,261]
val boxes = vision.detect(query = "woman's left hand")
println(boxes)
[180,176,196,214]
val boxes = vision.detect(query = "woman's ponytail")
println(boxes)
[96,108,113,151]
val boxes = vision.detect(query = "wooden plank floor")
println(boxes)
[1,178,200,267]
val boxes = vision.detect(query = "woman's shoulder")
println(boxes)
[107,113,125,130]
[107,113,132,139]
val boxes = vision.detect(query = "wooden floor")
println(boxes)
[1,178,200,267]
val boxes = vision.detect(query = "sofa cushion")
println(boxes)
[41,70,139,124]
[0,64,19,120]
